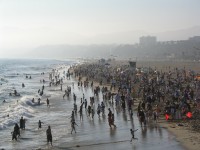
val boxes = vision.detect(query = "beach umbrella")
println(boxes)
[186,112,192,118]
[165,114,170,120]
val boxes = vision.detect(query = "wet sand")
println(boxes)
[66,59,200,150]
[51,81,185,150]
[159,121,200,150]
[135,60,200,150]
[3,60,198,150]
[48,71,186,150]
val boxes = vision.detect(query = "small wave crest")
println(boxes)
[0,77,8,83]
[0,96,36,130]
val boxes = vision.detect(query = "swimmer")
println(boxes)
[22,83,25,88]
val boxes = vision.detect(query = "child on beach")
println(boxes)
[130,129,138,142]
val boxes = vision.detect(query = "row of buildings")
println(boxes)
[139,36,200,46]
[114,36,200,60]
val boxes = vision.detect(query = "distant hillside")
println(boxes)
[156,26,200,41]
[30,36,200,61]
[30,45,115,59]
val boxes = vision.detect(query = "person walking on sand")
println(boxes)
[108,108,112,128]
[91,107,95,119]
[79,103,84,120]
[46,126,53,146]
[111,113,117,128]
[84,99,87,109]
[130,129,138,142]
[97,104,101,118]
[88,105,91,117]
[70,111,75,122]
[73,93,76,103]
[74,103,77,113]
[63,90,67,99]
[71,120,78,134]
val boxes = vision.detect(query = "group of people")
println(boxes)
[10,60,200,147]
[12,119,52,146]
[73,60,200,131]
[11,71,55,146]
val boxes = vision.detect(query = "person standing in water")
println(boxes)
[23,118,26,130]
[12,123,20,141]
[20,117,24,129]
[38,120,44,129]
[46,126,53,146]
[46,98,50,107]
[38,98,41,105]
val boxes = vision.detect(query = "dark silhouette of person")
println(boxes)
[46,126,53,146]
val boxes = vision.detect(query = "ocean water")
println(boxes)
[0,58,76,149]
[0,58,185,150]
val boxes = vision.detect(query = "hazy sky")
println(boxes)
[0,0,200,55]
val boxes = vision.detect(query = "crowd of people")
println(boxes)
[73,61,200,126]
[10,60,200,147]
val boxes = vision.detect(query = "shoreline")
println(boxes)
[159,121,200,150]
[2,59,198,149]
[71,59,200,150]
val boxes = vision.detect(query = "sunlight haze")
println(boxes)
[0,0,200,57]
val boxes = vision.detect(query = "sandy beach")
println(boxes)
[70,59,200,150]
[1,1,200,150]
[137,61,200,150]
[48,72,185,150]
[159,121,200,150]
[1,59,199,150]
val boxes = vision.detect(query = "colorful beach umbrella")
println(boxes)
[186,112,192,118]
[165,114,169,120]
